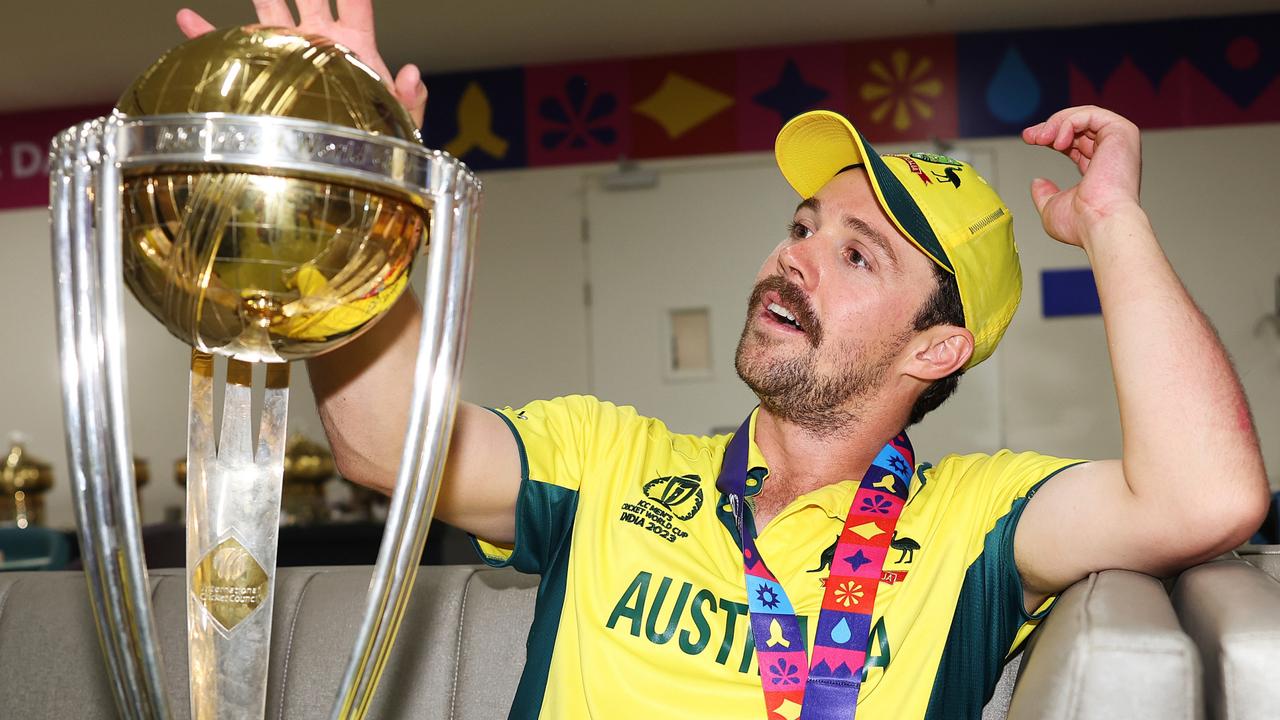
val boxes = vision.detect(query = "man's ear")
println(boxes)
[905,325,973,381]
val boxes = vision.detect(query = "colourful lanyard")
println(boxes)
[716,415,914,720]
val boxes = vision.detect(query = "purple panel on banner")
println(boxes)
[1041,268,1100,317]
[524,61,631,167]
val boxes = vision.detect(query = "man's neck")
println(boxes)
[750,406,901,529]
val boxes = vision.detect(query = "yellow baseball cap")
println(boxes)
[774,110,1021,370]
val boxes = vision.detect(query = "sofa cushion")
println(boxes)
[1008,570,1202,720]
[1173,557,1280,720]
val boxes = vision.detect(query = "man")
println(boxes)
[178,3,1270,719]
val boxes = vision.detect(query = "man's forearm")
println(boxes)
[307,292,422,493]
[1086,206,1268,528]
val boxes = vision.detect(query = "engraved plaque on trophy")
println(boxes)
[49,26,479,719]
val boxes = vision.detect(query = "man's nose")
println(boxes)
[777,238,821,291]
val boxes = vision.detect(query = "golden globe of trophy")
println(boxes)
[50,27,479,720]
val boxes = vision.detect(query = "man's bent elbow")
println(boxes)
[1191,473,1271,557]
[331,446,398,496]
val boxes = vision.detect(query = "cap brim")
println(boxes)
[775,111,952,273]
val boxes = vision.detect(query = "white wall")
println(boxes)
[2,122,1278,529]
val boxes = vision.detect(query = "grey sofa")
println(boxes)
[1173,546,1280,720]
[0,566,1202,719]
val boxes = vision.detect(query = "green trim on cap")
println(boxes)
[861,137,954,273]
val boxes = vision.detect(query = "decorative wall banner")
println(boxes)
[1,12,1278,211]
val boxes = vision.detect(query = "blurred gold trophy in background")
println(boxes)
[50,27,479,720]
[0,439,53,528]
[281,435,337,525]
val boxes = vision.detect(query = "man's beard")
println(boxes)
[734,276,907,436]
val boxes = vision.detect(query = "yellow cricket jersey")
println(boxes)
[472,395,1084,720]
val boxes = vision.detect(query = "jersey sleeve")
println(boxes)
[933,451,1087,652]
[470,394,635,575]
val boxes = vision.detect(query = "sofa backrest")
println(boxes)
[0,565,1197,719]
[0,566,538,719]
[1174,548,1280,720]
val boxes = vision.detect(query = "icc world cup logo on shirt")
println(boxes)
[642,475,704,521]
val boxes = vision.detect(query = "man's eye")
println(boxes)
[847,248,869,269]
[787,221,812,239]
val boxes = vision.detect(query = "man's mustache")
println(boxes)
[748,275,823,347]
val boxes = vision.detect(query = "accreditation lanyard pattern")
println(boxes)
[718,415,914,720]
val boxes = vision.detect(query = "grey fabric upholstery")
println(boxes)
[1238,544,1280,579]
[0,565,1195,719]
[1173,551,1280,720]
[1007,570,1203,720]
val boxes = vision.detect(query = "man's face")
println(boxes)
[734,168,939,433]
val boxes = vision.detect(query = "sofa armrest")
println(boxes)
[1008,570,1202,720]
[1172,558,1280,720]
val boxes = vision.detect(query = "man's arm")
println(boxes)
[307,296,521,543]
[1013,106,1270,603]
[177,0,522,543]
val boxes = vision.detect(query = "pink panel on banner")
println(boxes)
[845,35,958,144]
[0,106,109,211]
[629,52,737,160]
[735,43,847,153]
[524,61,631,167]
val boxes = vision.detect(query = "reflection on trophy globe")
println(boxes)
[117,26,426,362]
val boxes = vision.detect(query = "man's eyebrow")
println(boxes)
[796,197,820,215]
[846,215,900,271]
[793,196,900,271]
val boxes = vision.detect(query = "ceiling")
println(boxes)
[7,0,1279,113]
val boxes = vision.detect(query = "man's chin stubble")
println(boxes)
[734,334,864,436]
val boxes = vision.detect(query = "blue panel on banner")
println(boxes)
[422,67,526,170]
[1041,268,1100,317]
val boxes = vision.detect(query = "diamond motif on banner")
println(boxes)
[773,699,802,720]
[191,535,269,632]
[634,72,734,139]
[848,521,885,539]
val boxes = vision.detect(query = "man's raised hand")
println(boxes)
[1021,105,1144,250]
[175,0,427,127]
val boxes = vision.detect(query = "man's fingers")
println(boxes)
[336,0,375,31]
[176,8,216,38]
[1030,177,1060,213]
[1053,119,1075,151]
[1074,134,1096,159]
[295,0,335,25]
[251,0,296,27]
[1068,148,1090,173]
[395,64,428,129]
